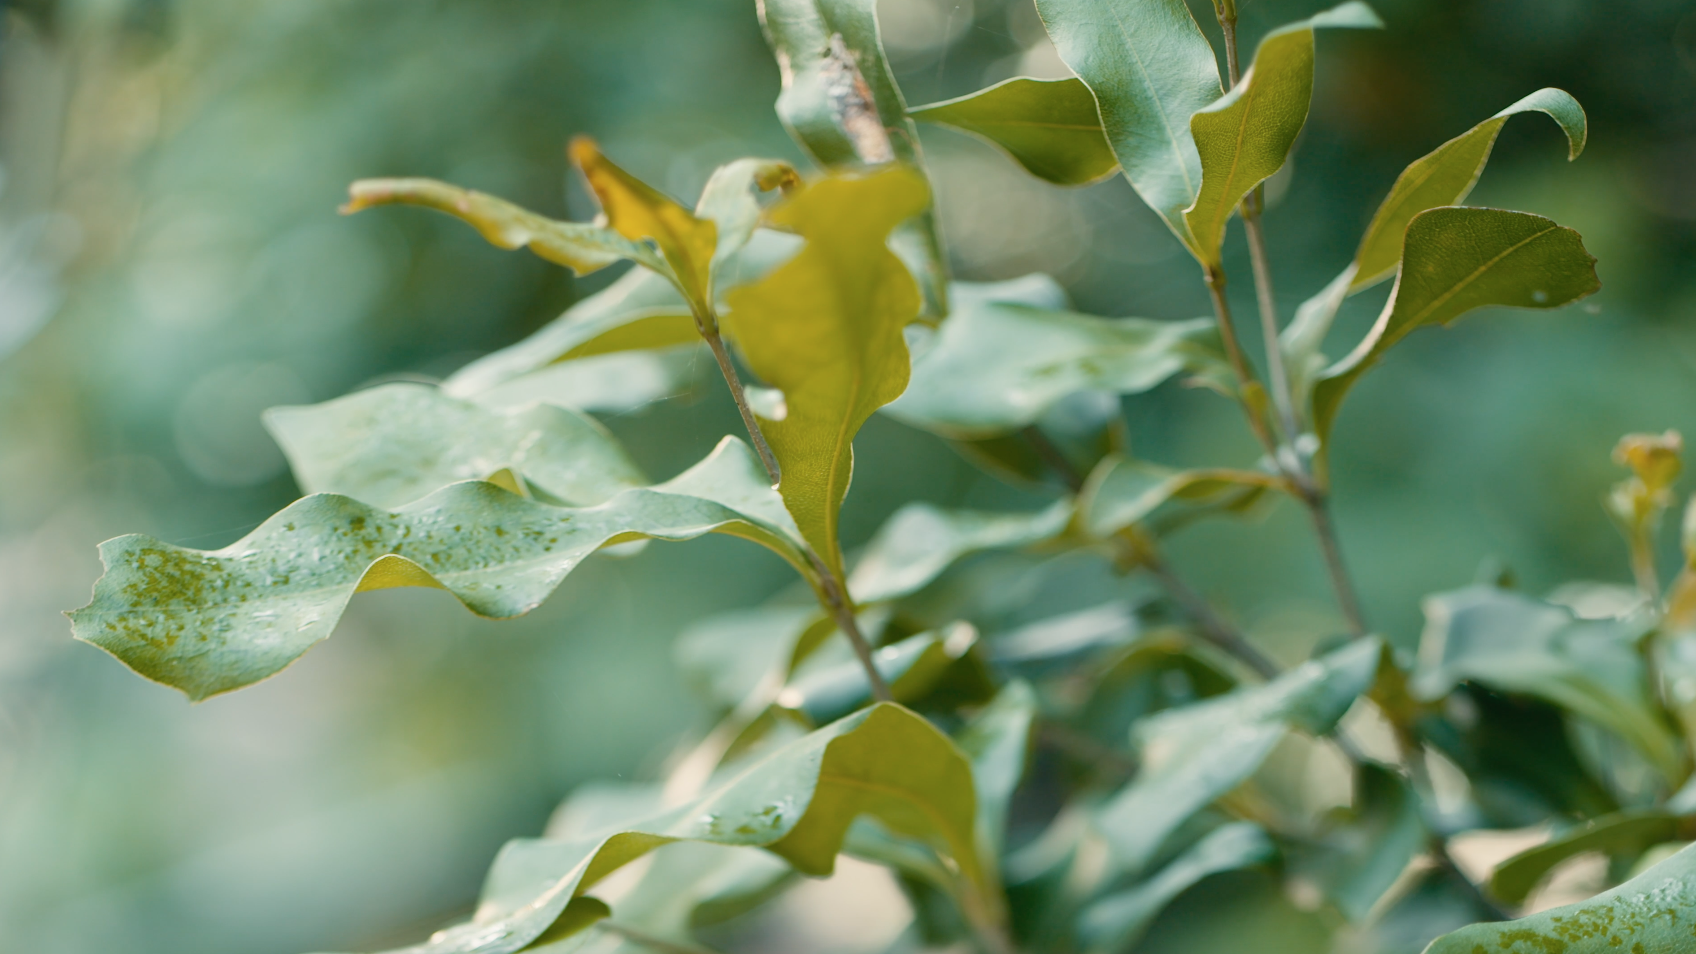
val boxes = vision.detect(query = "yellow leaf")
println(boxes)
[724,167,927,579]
[571,137,718,315]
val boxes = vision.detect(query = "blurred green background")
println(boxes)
[1,0,1693,951]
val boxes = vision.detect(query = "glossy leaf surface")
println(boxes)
[909,77,1118,186]
[1425,843,1696,953]
[724,168,925,576]
[1312,207,1599,444]
[69,439,807,700]
[340,177,664,275]
[887,299,1225,438]
[848,500,1071,603]
[1185,2,1382,266]
[1352,88,1586,291]
[1034,0,1220,246]
[1095,638,1381,877]
[1081,456,1286,537]
[265,383,646,509]
[365,703,983,954]
[1412,586,1681,779]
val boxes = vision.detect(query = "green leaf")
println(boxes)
[1490,809,1688,906]
[1078,822,1275,951]
[957,680,1038,859]
[339,177,666,275]
[909,77,1119,186]
[723,168,926,578]
[779,624,978,725]
[848,500,1072,603]
[675,605,820,709]
[1094,638,1382,877]
[1290,764,1426,922]
[886,299,1227,439]
[467,347,708,417]
[1034,0,1221,247]
[1184,2,1382,267]
[1413,587,1682,781]
[264,383,646,509]
[1080,455,1287,537]
[755,0,948,315]
[1311,207,1600,445]
[1424,842,1696,954]
[378,703,985,954]
[691,157,801,285]
[1352,88,1586,292]
[68,438,809,700]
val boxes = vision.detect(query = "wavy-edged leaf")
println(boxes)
[1080,455,1288,537]
[723,167,926,578]
[1490,809,1690,906]
[340,178,665,275]
[1079,822,1275,951]
[886,300,1226,439]
[1425,842,1696,953]
[756,0,947,315]
[909,77,1118,186]
[1412,586,1682,781]
[849,500,1072,603]
[1184,2,1382,266]
[263,383,645,509]
[1094,638,1382,877]
[375,703,985,954]
[68,438,808,700]
[1311,207,1599,444]
[1352,88,1586,292]
[1034,0,1221,247]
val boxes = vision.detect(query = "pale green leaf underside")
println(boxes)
[1489,809,1685,906]
[958,680,1038,860]
[1352,87,1586,292]
[1079,822,1274,951]
[1095,638,1382,877]
[848,500,1072,603]
[265,383,646,509]
[341,704,981,954]
[1034,0,1221,245]
[1311,206,1599,444]
[68,438,807,701]
[1184,2,1382,266]
[725,169,926,578]
[1412,586,1681,780]
[1424,843,1696,953]
[909,77,1119,186]
[886,299,1226,439]
[1081,456,1287,537]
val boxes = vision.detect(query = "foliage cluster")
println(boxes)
[67,1,1696,952]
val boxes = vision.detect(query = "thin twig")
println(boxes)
[1241,195,1301,441]
[1140,544,1282,680]
[1301,485,1369,637]
[696,311,892,703]
[1203,270,1281,460]
[1021,424,1085,490]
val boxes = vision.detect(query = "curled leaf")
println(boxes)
[909,77,1118,186]
[571,137,719,314]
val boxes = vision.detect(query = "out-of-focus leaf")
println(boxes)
[886,301,1225,439]
[468,347,707,416]
[723,168,925,577]
[957,680,1038,858]
[779,624,977,724]
[585,842,796,951]
[570,138,718,314]
[1412,587,1681,781]
[848,500,1072,604]
[1033,0,1221,247]
[264,383,645,509]
[1094,638,1382,877]
[755,0,947,315]
[1290,764,1425,922]
[1362,866,1502,954]
[1080,455,1288,537]
[1079,822,1275,951]
[989,601,1142,671]
[909,77,1118,186]
[1312,207,1600,444]
[1279,266,1355,407]
[356,703,985,954]
[1352,88,1586,292]
[518,897,612,953]
[1425,843,1696,953]
[68,438,809,700]
[340,177,665,275]
[692,157,800,280]
[675,605,820,709]
[1490,809,1691,905]
[1076,638,1236,744]
[1184,2,1382,267]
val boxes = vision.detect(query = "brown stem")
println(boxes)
[1300,485,1369,637]
[697,311,890,702]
